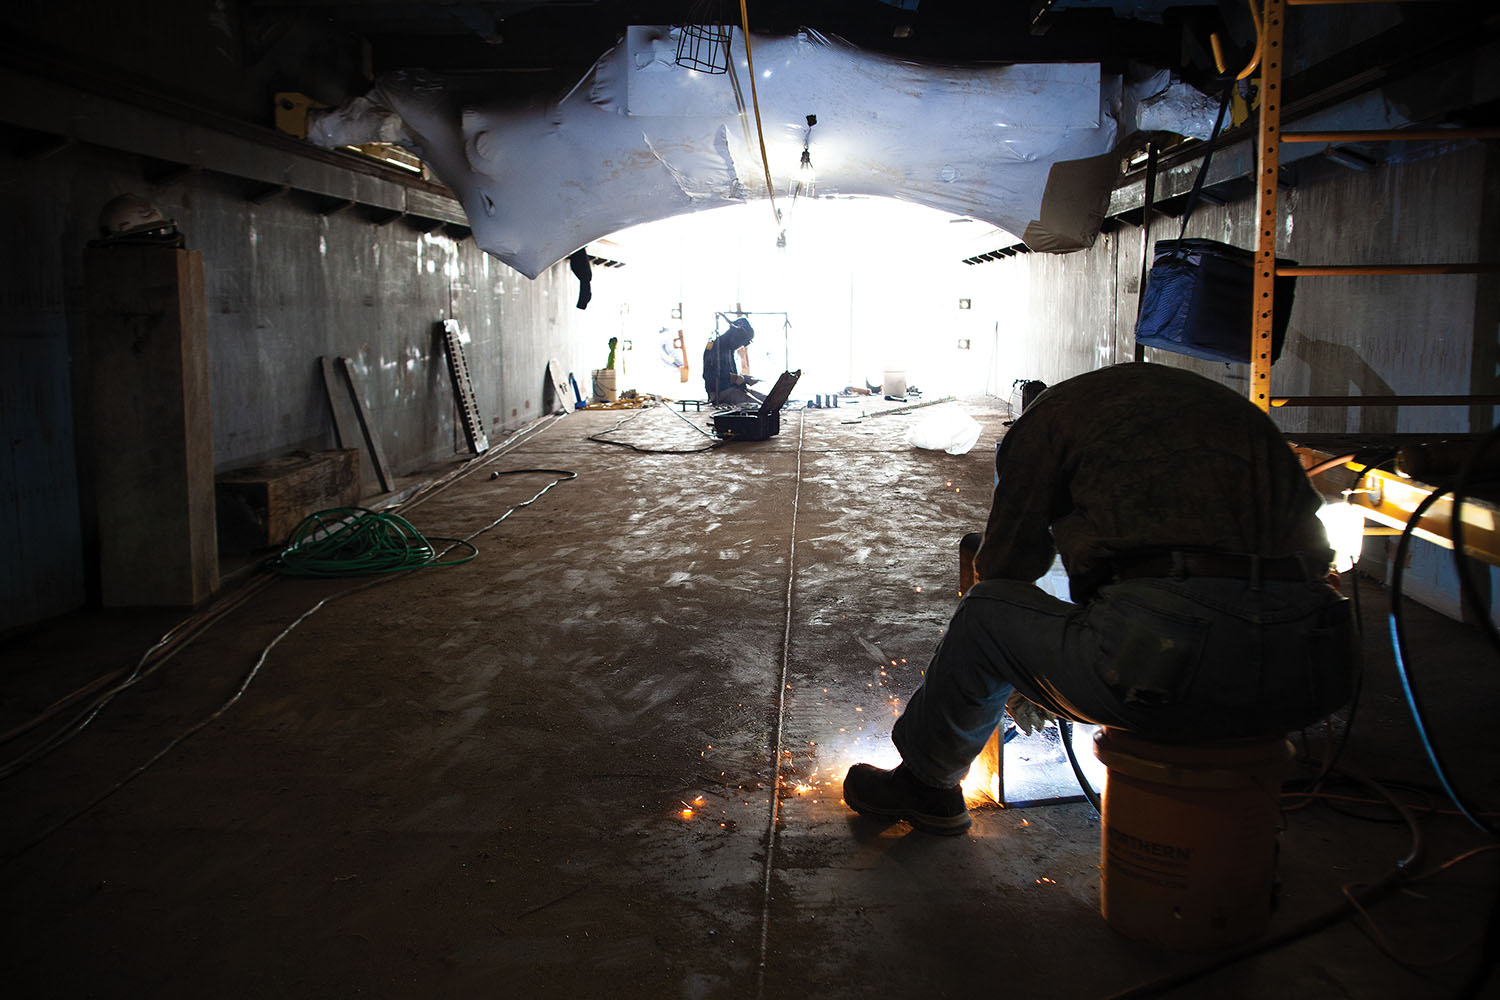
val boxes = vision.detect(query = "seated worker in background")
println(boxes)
[703,317,766,407]
[844,363,1357,835]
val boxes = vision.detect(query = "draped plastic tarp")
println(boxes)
[309,28,1215,279]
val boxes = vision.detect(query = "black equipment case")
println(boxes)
[711,370,801,442]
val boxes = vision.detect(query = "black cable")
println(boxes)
[1300,450,1398,790]
[1059,718,1101,815]
[588,405,723,453]
[1305,455,1387,786]
[1448,424,1500,653]
[1390,484,1499,838]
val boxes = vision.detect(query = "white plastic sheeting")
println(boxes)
[906,404,983,455]
[309,27,1214,279]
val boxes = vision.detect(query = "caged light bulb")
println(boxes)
[1317,501,1367,571]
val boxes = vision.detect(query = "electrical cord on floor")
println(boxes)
[458,469,578,548]
[0,573,276,779]
[1281,777,1500,994]
[587,403,723,453]
[394,411,567,512]
[0,413,567,778]
[1,413,564,773]
[1,467,577,861]
[0,665,129,747]
[1281,783,1500,978]
[3,593,331,862]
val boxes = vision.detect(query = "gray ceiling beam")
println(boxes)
[0,66,467,227]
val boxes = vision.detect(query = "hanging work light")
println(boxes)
[797,114,818,196]
[675,2,734,74]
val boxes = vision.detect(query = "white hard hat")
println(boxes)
[97,193,171,238]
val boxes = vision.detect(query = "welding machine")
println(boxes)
[711,370,802,442]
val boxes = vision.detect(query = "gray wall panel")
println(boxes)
[1,144,580,630]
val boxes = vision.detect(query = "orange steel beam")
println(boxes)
[1250,0,1285,413]
[1347,467,1500,566]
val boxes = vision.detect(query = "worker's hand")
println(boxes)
[1005,691,1051,736]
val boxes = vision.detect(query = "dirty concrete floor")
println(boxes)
[2,396,1496,999]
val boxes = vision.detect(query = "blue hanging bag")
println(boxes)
[1134,85,1296,365]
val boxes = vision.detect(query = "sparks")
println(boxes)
[961,762,1000,806]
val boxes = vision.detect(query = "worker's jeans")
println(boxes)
[892,576,1356,789]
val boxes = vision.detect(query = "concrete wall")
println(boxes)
[979,141,1500,624]
[1,142,585,632]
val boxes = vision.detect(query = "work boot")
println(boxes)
[842,763,971,836]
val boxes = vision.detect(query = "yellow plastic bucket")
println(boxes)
[1093,728,1292,950]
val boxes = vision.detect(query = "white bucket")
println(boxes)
[1094,729,1292,950]
[591,368,617,403]
[882,370,906,397]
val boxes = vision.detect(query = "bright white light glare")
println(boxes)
[1318,501,1366,571]
[589,197,1015,398]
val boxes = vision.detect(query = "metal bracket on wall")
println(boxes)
[440,320,490,455]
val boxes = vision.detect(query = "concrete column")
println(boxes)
[84,247,218,607]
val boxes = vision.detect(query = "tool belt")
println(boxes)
[1113,550,1310,583]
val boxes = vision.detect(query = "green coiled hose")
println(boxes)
[270,507,477,577]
